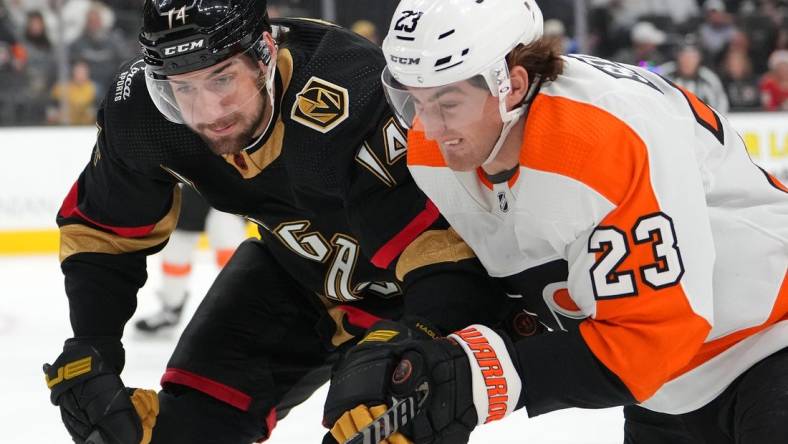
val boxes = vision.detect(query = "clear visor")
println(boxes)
[382,68,501,139]
[145,43,276,127]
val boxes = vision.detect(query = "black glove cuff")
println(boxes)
[45,337,125,405]
[66,336,125,372]
[399,315,443,340]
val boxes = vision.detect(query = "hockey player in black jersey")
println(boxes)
[42,1,514,443]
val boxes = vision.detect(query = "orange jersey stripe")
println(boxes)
[673,84,719,132]
[767,172,788,193]
[162,262,192,277]
[522,95,710,401]
[215,248,236,268]
[476,168,494,190]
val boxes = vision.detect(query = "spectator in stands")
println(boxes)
[699,0,738,66]
[737,0,780,76]
[613,21,668,68]
[1,0,34,32]
[48,59,96,125]
[543,18,578,54]
[759,49,788,111]
[0,5,27,125]
[19,10,55,123]
[587,0,617,57]
[350,19,379,46]
[594,0,699,32]
[4,0,93,46]
[69,1,129,97]
[537,0,574,37]
[100,0,145,37]
[779,25,788,51]
[660,38,730,114]
[720,47,761,110]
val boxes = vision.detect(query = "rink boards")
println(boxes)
[0,112,786,254]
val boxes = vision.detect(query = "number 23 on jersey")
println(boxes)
[588,212,685,299]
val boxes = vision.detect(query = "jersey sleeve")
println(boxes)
[511,89,715,415]
[57,103,179,339]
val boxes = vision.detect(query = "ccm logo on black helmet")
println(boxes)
[163,39,205,57]
[389,55,420,65]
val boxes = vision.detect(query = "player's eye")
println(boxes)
[211,74,235,89]
[175,83,196,95]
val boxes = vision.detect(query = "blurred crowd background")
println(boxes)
[0,0,786,126]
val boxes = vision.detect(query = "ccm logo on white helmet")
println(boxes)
[163,39,205,57]
[389,55,420,65]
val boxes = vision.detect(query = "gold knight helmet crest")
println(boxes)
[291,76,349,133]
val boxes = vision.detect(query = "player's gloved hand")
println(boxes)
[323,318,439,444]
[388,324,523,444]
[44,337,159,444]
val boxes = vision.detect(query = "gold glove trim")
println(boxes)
[45,356,92,388]
[130,389,159,444]
[330,404,412,444]
[358,330,399,344]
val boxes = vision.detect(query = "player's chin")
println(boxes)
[443,151,481,172]
[202,134,243,156]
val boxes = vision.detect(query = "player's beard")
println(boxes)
[196,73,270,156]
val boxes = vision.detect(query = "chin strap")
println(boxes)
[243,34,279,153]
[481,73,543,167]
[240,123,270,153]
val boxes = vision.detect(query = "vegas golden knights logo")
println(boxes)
[291,76,349,133]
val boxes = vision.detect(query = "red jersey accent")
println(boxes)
[59,182,157,238]
[161,368,252,411]
[371,199,440,268]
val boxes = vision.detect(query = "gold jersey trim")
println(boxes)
[327,306,355,347]
[59,187,181,262]
[395,228,476,281]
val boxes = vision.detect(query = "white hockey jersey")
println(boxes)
[406,55,788,415]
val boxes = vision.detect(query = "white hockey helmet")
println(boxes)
[382,0,543,165]
[382,0,543,89]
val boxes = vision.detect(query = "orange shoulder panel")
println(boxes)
[520,95,650,206]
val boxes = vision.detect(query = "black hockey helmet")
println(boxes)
[139,0,278,131]
[139,0,271,77]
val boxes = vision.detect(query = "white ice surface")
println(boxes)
[0,253,624,443]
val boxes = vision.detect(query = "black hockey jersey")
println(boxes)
[57,19,496,339]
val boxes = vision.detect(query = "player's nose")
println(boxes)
[192,90,230,122]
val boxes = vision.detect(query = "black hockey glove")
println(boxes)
[388,324,524,444]
[44,338,159,444]
[323,318,440,444]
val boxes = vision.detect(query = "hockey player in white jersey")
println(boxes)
[323,0,788,443]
